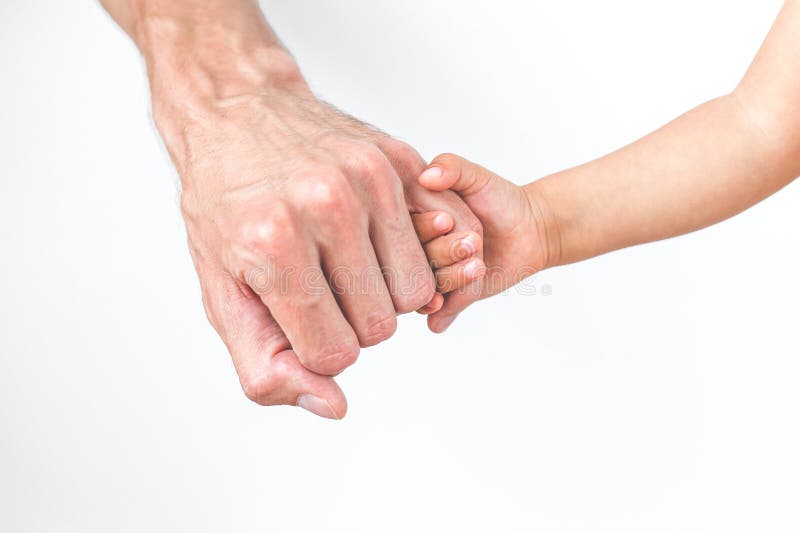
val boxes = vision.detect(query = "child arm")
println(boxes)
[528,0,800,268]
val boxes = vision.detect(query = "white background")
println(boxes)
[1,1,798,531]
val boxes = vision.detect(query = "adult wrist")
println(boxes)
[131,1,309,118]
[130,4,312,189]
[140,20,305,99]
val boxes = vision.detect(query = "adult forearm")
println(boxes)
[100,0,309,181]
[100,0,305,99]
[100,0,280,52]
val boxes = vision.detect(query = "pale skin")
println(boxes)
[417,0,800,332]
[100,1,799,416]
[99,0,486,419]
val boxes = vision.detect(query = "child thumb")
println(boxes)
[418,153,494,193]
[418,153,506,220]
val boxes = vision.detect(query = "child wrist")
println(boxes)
[523,182,563,271]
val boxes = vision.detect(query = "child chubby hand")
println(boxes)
[413,154,552,331]
[411,209,486,315]
[414,0,800,332]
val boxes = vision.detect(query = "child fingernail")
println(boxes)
[434,213,451,231]
[464,259,484,279]
[459,236,477,256]
[420,166,443,183]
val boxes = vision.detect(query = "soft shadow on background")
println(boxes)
[1,1,797,531]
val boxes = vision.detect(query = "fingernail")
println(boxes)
[463,258,484,279]
[297,394,339,419]
[434,213,451,231]
[459,235,477,256]
[419,166,443,184]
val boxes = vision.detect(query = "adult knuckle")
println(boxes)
[299,171,358,213]
[385,140,424,171]
[239,369,282,406]
[236,203,295,254]
[315,340,360,375]
[348,144,391,180]
[360,313,398,347]
[395,276,436,314]
[340,143,401,197]
[228,205,301,281]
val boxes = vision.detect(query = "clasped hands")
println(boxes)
[104,0,800,421]
[168,79,543,419]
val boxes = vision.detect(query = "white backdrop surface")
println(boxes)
[1,1,798,532]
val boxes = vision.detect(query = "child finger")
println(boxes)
[412,211,454,244]
[425,231,481,268]
[416,292,445,315]
[435,257,486,293]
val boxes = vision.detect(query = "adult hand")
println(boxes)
[115,3,484,418]
[174,92,476,417]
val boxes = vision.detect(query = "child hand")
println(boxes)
[416,154,552,332]
[413,210,486,287]
[411,210,486,315]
